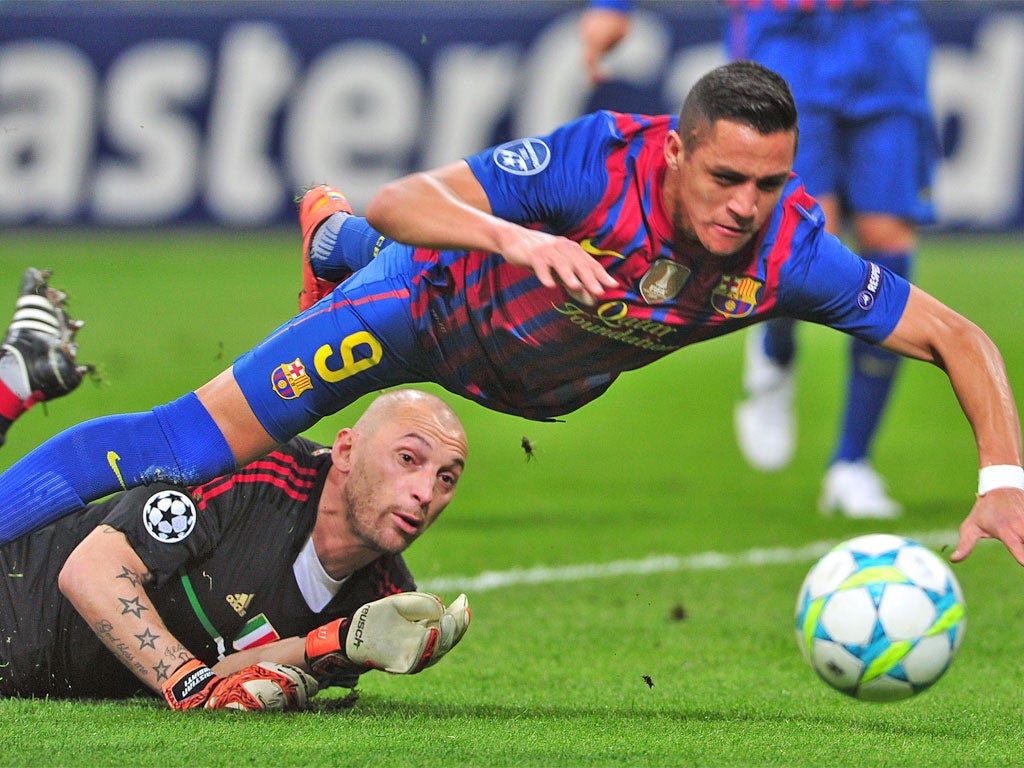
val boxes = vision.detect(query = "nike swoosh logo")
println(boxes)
[580,238,625,260]
[107,450,127,490]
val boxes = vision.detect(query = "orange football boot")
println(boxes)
[298,185,353,310]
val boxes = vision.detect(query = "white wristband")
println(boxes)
[977,464,1024,496]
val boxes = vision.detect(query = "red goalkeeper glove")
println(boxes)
[305,592,470,677]
[161,658,318,711]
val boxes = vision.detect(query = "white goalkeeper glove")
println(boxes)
[305,592,470,677]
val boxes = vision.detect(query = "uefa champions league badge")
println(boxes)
[492,138,550,176]
[142,489,197,543]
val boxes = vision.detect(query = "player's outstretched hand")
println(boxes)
[952,487,1024,566]
[162,658,318,711]
[3,267,89,402]
[305,592,471,677]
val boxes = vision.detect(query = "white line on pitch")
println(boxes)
[419,529,960,593]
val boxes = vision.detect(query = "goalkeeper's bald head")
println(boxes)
[354,389,467,460]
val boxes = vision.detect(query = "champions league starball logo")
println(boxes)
[142,489,197,543]
[492,138,551,176]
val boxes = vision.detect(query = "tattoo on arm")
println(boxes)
[95,619,149,680]
[135,627,159,650]
[118,595,148,618]
[115,564,142,588]
[165,643,192,664]
[153,659,171,682]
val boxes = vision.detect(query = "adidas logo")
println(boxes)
[226,593,254,617]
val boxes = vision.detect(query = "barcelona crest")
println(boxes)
[711,275,762,319]
[272,357,313,400]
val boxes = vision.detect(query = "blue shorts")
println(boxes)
[233,251,430,443]
[727,2,937,222]
[796,109,936,223]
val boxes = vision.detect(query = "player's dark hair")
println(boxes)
[678,60,799,153]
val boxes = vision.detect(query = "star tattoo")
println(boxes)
[115,565,141,587]
[135,628,159,650]
[118,596,148,618]
[153,659,171,682]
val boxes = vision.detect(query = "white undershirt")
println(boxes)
[292,534,347,612]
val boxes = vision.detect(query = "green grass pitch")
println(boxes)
[0,229,1022,767]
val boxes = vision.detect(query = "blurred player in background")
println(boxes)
[580,0,938,519]
[0,268,88,448]
[0,388,470,710]
[0,61,1021,571]
[730,1,937,519]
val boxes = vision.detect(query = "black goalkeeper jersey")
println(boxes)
[0,436,414,698]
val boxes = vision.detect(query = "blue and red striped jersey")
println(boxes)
[398,111,909,419]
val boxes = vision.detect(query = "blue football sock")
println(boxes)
[0,391,235,543]
[833,252,912,464]
[310,215,392,282]
[762,316,797,367]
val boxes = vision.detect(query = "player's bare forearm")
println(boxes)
[365,162,618,301]
[212,637,307,677]
[945,331,1022,467]
[365,162,506,252]
[58,525,193,694]
[882,286,1022,468]
[883,286,1024,565]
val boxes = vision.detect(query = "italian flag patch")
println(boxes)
[232,613,280,651]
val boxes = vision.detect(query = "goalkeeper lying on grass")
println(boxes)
[0,293,470,712]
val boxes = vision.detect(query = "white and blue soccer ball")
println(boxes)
[795,533,966,702]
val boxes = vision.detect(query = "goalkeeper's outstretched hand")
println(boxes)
[162,658,318,711]
[305,592,470,678]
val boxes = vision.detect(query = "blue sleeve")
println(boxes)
[463,111,619,234]
[777,228,911,345]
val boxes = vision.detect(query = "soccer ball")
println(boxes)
[794,533,965,702]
